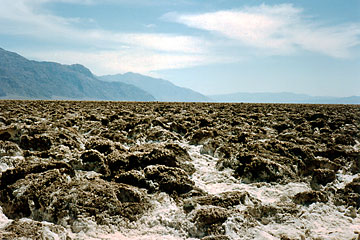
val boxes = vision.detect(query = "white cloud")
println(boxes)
[119,33,208,53]
[24,49,222,75]
[144,23,156,28]
[3,0,357,77]
[43,0,97,4]
[289,23,360,58]
[0,0,208,53]
[0,0,215,74]
[169,4,360,58]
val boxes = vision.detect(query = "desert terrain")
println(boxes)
[0,100,359,239]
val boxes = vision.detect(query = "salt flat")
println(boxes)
[0,100,359,240]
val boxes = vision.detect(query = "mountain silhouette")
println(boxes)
[0,48,155,101]
[99,72,210,102]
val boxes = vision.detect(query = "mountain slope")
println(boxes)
[209,92,360,104]
[0,48,155,101]
[99,72,210,102]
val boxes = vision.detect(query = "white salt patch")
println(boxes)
[260,203,359,240]
[334,172,360,189]
[117,192,197,239]
[354,140,360,151]
[248,182,310,204]
[0,206,12,229]
[0,156,24,172]
[224,202,360,240]
[75,170,102,180]
[79,142,86,151]
[183,144,239,194]
[42,226,62,240]
[12,184,28,198]
[182,143,310,203]
[0,162,10,172]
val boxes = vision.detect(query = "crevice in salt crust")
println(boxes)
[0,142,359,240]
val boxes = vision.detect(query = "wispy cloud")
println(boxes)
[25,49,223,75]
[1,1,359,76]
[0,0,213,74]
[117,33,208,53]
[0,0,207,52]
[167,4,360,58]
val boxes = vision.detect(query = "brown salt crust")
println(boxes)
[0,100,359,238]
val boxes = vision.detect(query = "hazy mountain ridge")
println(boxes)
[99,72,210,102]
[0,48,155,101]
[0,47,358,104]
[210,92,360,104]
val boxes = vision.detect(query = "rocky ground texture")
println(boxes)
[0,100,359,239]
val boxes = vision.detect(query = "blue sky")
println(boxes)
[0,0,359,96]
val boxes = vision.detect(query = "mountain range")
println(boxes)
[0,47,359,104]
[0,48,154,101]
[210,92,360,104]
[99,73,210,102]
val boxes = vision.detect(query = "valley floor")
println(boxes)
[0,100,359,239]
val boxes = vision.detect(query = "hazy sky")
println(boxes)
[0,0,359,96]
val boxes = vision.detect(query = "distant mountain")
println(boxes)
[99,72,210,102]
[0,48,155,101]
[209,92,360,104]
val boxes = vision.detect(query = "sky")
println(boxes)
[0,0,359,97]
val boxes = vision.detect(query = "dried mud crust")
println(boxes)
[0,100,359,239]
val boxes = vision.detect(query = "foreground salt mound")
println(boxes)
[0,100,359,239]
[184,144,360,240]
